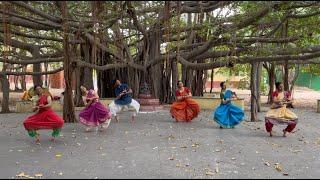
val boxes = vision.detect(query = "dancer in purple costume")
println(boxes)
[79,85,112,132]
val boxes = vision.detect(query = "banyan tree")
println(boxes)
[1,1,320,122]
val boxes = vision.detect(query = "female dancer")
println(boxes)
[79,86,112,132]
[213,82,245,128]
[23,85,64,143]
[265,82,298,137]
[170,81,200,122]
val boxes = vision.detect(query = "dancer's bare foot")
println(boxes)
[269,131,273,137]
[99,125,105,132]
[283,130,287,137]
[35,135,40,144]
[115,116,119,123]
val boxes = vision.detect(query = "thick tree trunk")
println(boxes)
[32,49,43,86]
[81,43,94,89]
[210,69,214,93]
[74,67,85,107]
[267,64,275,104]
[257,62,262,112]
[61,1,76,123]
[33,63,42,86]
[0,74,10,113]
[14,75,19,90]
[289,65,300,93]
[149,32,162,101]
[283,60,289,91]
[250,62,259,121]
[171,58,178,102]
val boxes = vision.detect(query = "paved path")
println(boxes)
[0,109,320,179]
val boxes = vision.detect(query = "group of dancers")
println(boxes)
[22,79,298,143]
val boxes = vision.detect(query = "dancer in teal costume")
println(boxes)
[212,82,245,128]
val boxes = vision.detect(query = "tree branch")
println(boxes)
[0,67,63,76]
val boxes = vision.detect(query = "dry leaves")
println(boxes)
[205,170,215,176]
[55,154,62,158]
[215,165,219,173]
[290,149,302,153]
[16,172,43,179]
[34,174,43,177]
[264,161,271,167]
[16,172,27,177]
[275,163,283,172]
[191,143,200,148]
[168,135,175,140]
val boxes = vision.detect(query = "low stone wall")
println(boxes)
[16,100,63,113]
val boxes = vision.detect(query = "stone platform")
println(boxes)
[137,94,163,112]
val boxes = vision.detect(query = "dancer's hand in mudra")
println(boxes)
[32,106,39,112]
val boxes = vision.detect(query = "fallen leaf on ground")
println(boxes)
[58,172,63,176]
[16,172,26,177]
[192,143,200,148]
[231,157,236,160]
[283,173,289,176]
[205,171,214,176]
[34,173,43,177]
[290,149,302,153]
[215,149,221,152]
[168,135,175,140]
[275,163,283,172]
[264,161,271,166]
[215,166,219,173]
[55,154,62,158]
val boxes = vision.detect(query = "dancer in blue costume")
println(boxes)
[212,82,245,128]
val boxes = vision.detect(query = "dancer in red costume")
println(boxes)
[23,85,64,143]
